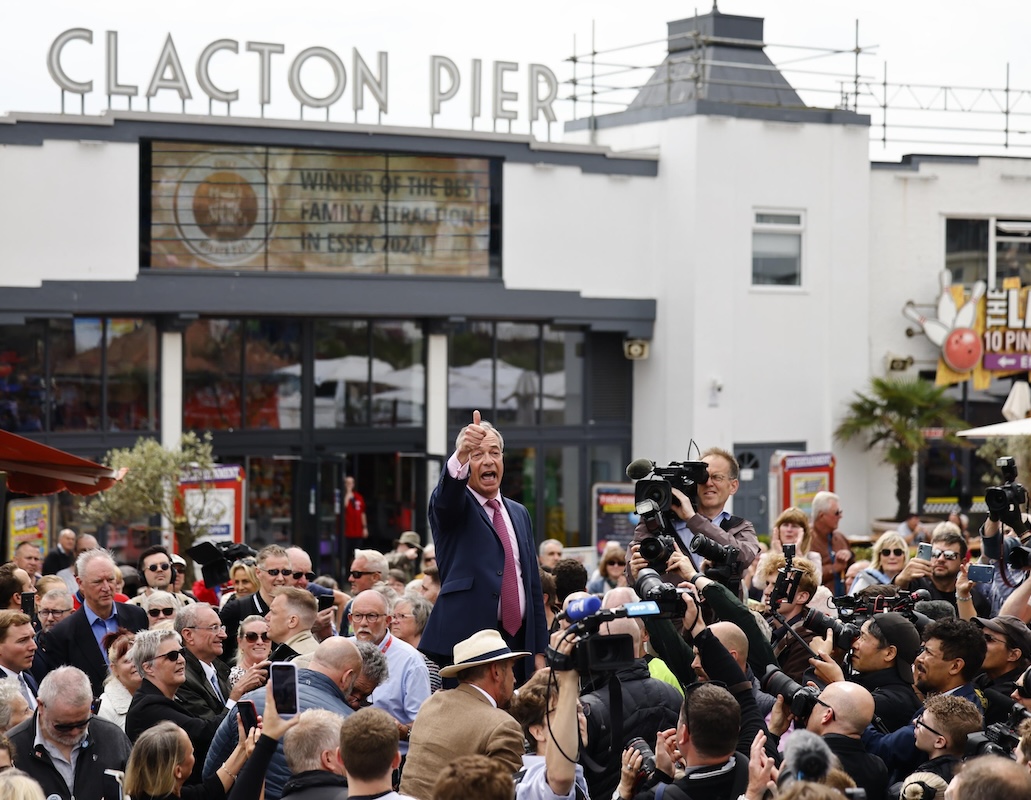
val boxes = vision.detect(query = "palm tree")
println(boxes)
[834,377,969,521]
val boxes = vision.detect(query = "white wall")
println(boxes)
[0,139,139,287]
[571,113,873,528]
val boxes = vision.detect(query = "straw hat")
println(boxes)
[438,629,530,678]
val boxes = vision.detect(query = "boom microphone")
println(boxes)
[625,459,655,481]
[781,730,832,784]
[562,595,602,622]
[908,589,931,603]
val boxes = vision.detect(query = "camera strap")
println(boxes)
[580,674,625,775]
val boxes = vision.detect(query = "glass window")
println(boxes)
[544,445,582,546]
[247,456,295,543]
[105,319,158,431]
[371,321,424,427]
[448,322,494,427]
[244,320,301,430]
[0,323,45,433]
[996,220,1031,286]
[184,320,243,431]
[946,219,989,285]
[542,326,583,425]
[752,211,803,286]
[50,319,103,431]
[496,323,540,427]
[314,320,370,427]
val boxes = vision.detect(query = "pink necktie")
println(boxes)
[487,498,521,636]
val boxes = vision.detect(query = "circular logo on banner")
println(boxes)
[173,154,275,266]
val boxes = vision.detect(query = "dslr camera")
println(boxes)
[760,665,823,722]
[985,457,1031,569]
[634,568,693,617]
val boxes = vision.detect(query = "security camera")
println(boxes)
[623,339,650,360]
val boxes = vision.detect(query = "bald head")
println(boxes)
[708,622,748,669]
[286,547,312,574]
[601,587,640,609]
[600,617,642,657]
[811,681,875,736]
[311,636,361,674]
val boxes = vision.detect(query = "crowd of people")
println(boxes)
[0,413,1030,800]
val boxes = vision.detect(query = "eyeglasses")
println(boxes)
[292,571,316,582]
[146,648,186,663]
[930,549,960,561]
[39,608,71,617]
[350,613,384,623]
[185,624,226,633]
[349,570,379,579]
[260,568,290,577]
[51,715,93,732]
[880,548,906,557]
[146,562,171,572]
[915,715,945,739]
[148,608,176,618]
[985,634,1011,647]
[242,631,270,642]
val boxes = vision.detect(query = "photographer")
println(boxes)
[757,553,818,684]
[808,611,922,733]
[972,615,1031,725]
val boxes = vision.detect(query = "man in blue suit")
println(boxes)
[421,410,547,683]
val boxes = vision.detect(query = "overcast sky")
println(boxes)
[5,1,1031,160]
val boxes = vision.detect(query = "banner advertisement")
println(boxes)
[6,498,50,561]
[178,464,246,546]
[591,482,638,551]
[149,142,493,276]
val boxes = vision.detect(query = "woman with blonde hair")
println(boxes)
[0,770,45,800]
[849,530,910,594]
[96,629,140,731]
[221,560,260,609]
[228,614,271,687]
[751,507,822,594]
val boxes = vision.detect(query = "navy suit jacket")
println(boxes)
[32,603,148,697]
[421,466,547,663]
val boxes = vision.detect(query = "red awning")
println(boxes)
[0,430,126,496]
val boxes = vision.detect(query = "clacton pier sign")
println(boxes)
[45,28,560,124]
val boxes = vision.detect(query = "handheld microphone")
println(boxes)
[562,595,602,622]
[625,459,655,481]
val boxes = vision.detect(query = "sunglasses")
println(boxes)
[931,549,960,561]
[242,631,270,643]
[52,715,93,732]
[260,568,290,577]
[146,562,171,572]
[148,607,176,618]
[349,570,378,579]
[880,548,906,557]
[146,648,186,663]
[292,571,316,582]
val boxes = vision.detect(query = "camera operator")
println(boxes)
[579,616,682,800]
[808,611,922,733]
[630,449,760,577]
[861,617,987,783]
[893,524,991,617]
[757,553,819,684]
[983,518,1031,619]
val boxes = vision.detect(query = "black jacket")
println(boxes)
[976,668,1025,726]
[8,712,132,800]
[634,755,749,800]
[281,770,350,800]
[32,603,148,697]
[126,678,227,780]
[822,733,888,800]
[582,658,683,800]
[853,667,922,733]
[177,649,232,720]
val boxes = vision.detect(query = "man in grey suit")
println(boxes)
[400,629,528,800]
[174,603,267,720]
